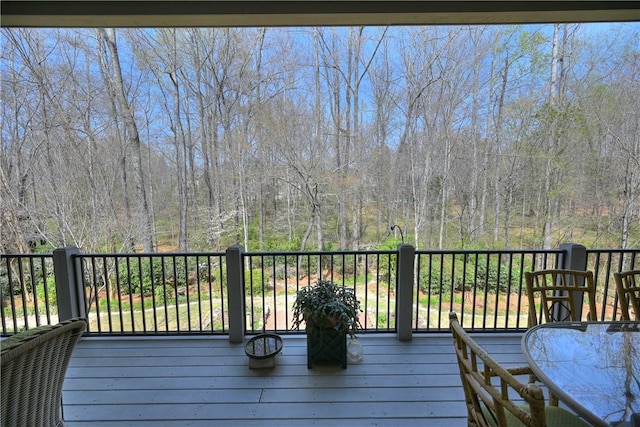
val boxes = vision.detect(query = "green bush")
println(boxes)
[119,258,155,295]
[297,256,319,278]
[376,253,398,286]
[35,276,57,307]
[0,275,22,297]
[417,253,525,297]
[197,260,223,283]
[119,257,189,296]
[245,268,266,296]
[150,283,172,305]
[462,256,522,294]
[418,258,453,297]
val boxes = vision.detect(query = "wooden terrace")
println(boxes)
[63,333,526,426]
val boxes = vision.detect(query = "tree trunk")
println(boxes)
[100,28,154,252]
[542,25,561,249]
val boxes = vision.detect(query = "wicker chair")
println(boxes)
[449,313,588,427]
[524,269,598,327]
[1,317,86,427]
[614,270,640,321]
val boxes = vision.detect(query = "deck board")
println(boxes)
[63,333,525,426]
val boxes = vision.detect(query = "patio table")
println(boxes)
[522,321,640,426]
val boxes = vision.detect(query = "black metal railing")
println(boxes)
[586,248,640,321]
[242,250,397,334]
[414,249,562,332]
[1,246,639,335]
[0,253,56,333]
[77,252,227,334]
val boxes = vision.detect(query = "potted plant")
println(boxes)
[292,280,362,368]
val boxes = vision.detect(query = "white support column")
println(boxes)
[558,243,587,271]
[53,247,86,321]
[556,243,588,320]
[396,244,415,341]
[226,245,245,343]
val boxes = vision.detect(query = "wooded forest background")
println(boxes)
[1,24,639,254]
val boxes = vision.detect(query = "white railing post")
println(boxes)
[53,246,86,321]
[396,243,415,341]
[226,245,245,343]
[558,243,587,271]
[556,243,588,320]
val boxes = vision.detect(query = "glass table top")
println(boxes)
[522,322,640,426]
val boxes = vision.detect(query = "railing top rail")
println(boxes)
[415,249,564,255]
[5,248,634,259]
[74,252,226,258]
[586,248,640,254]
[0,253,53,258]
[244,250,398,256]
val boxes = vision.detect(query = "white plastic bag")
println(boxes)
[347,337,363,363]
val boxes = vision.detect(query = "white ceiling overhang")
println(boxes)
[2,1,640,27]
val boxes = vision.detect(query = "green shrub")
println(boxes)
[297,256,319,277]
[245,268,266,296]
[464,256,522,294]
[119,258,154,295]
[376,252,398,286]
[118,257,190,296]
[417,253,524,297]
[418,259,452,297]
[0,276,22,297]
[35,276,57,307]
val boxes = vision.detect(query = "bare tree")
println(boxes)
[367,32,398,241]
[97,28,154,252]
[2,25,638,254]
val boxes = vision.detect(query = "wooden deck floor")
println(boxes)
[63,333,526,426]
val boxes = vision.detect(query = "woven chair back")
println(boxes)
[614,270,640,321]
[449,312,547,427]
[1,318,86,427]
[524,269,598,327]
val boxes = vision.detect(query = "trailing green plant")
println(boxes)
[292,280,362,338]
